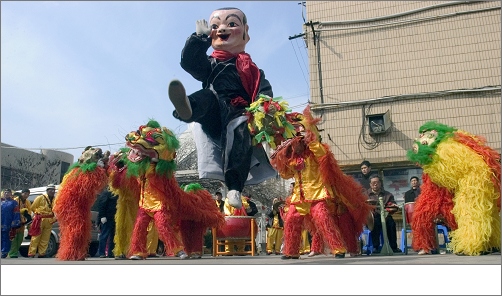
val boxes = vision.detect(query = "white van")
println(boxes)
[18,186,100,258]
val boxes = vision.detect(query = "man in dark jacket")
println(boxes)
[97,188,118,258]
[404,176,421,203]
[215,192,224,213]
[359,160,372,191]
[245,195,258,217]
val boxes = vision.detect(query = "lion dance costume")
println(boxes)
[123,120,225,259]
[407,121,501,255]
[53,147,110,261]
[269,107,372,258]
[106,148,140,259]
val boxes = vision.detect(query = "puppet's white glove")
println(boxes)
[196,19,211,36]
[101,217,107,224]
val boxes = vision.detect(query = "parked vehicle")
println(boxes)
[18,186,100,258]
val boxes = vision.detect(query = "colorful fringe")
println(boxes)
[418,137,501,255]
[454,131,501,210]
[272,105,371,255]
[309,201,346,254]
[309,230,324,254]
[246,94,296,149]
[411,174,456,253]
[53,166,108,260]
[305,106,371,253]
[129,207,183,258]
[180,183,225,256]
[149,176,225,229]
[127,174,225,258]
[108,165,140,257]
[318,143,373,244]
[283,204,304,256]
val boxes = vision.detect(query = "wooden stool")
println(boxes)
[212,216,257,257]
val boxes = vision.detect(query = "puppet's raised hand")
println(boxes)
[196,19,211,36]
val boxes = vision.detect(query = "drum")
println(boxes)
[385,204,399,214]
[215,216,257,239]
[404,202,415,224]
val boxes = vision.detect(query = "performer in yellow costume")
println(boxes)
[124,120,224,260]
[28,185,57,258]
[266,198,284,255]
[270,107,371,259]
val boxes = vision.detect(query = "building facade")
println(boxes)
[303,1,501,203]
[0,143,74,190]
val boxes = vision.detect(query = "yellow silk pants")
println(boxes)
[28,218,53,256]
[300,229,311,254]
[146,221,159,255]
[266,227,284,253]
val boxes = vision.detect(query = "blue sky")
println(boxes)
[1,1,310,161]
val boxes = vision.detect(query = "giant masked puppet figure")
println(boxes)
[270,107,372,259]
[407,121,501,256]
[167,7,276,210]
[123,120,225,259]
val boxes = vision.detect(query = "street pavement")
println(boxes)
[1,250,500,265]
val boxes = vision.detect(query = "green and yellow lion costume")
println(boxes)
[408,121,500,255]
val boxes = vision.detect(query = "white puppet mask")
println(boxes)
[209,8,249,55]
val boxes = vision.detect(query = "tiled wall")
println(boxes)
[305,1,501,167]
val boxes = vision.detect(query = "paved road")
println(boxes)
[2,251,500,265]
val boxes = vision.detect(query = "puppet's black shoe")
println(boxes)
[168,79,192,120]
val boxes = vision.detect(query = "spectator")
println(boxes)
[1,189,21,258]
[244,194,258,217]
[404,176,421,203]
[366,175,401,253]
[97,187,118,258]
[266,198,284,255]
[359,160,372,191]
[215,192,224,213]
[8,189,32,258]
[28,184,57,258]
[244,194,258,253]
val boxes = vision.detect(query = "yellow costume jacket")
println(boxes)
[280,141,334,215]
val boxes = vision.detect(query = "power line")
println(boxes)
[1,143,124,152]
[290,40,310,89]
[2,98,312,153]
